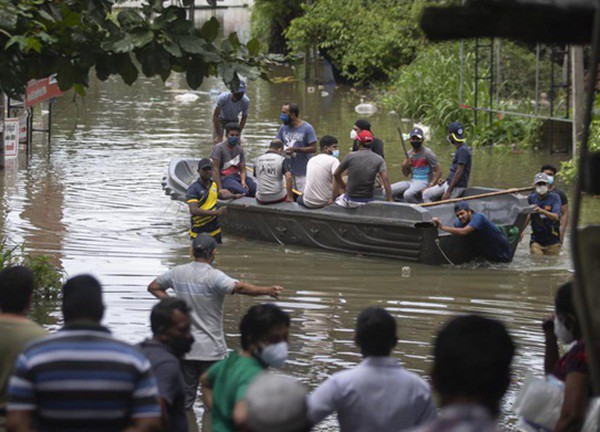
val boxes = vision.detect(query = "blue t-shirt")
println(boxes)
[216,92,250,121]
[275,121,317,176]
[527,192,562,246]
[454,212,511,262]
[446,144,472,188]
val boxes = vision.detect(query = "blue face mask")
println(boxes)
[547,175,554,185]
[227,136,239,147]
[280,114,291,125]
[332,149,340,158]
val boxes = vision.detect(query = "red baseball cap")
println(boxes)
[357,130,374,143]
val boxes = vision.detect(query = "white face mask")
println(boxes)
[350,130,358,140]
[257,341,288,368]
[554,316,575,344]
[332,149,340,158]
[536,185,549,195]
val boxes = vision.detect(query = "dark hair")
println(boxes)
[62,275,105,323]
[320,135,338,150]
[150,298,191,336]
[225,122,241,133]
[432,315,514,416]
[240,303,290,350]
[541,164,557,175]
[193,246,215,260]
[355,307,397,356]
[354,119,371,131]
[270,140,284,151]
[285,103,300,117]
[555,281,574,315]
[0,266,35,313]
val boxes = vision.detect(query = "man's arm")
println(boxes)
[232,282,283,299]
[211,158,222,190]
[187,201,224,218]
[200,372,213,410]
[294,141,317,154]
[532,204,560,222]
[442,164,465,200]
[432,218,475,236]
[401,157,412,177]
[542,316,560,375]
[240,114,248,131]
[284,172,294,202]
[332,167,346,201]
[213,107,222,144]
[306,378,338,426]
[232,401,249,430]
[554,372,589,432]
[148,280,169,299]
[379,170,394,202]
[560,203,568,243]
[430,164,443,187]
[7,411,35,432]
[240,162,248,189]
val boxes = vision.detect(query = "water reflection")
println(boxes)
[0,6,578,431]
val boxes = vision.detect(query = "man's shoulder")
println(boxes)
[423,146,438,156]
[187,180,205,193]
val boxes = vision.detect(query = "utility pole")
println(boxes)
[0,93,5,169]
[571,46,585,156]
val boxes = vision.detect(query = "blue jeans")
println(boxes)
[221,173,256,197]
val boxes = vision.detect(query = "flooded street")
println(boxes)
[0,7,579,430]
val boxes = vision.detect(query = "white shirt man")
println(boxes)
[300,136,340,209]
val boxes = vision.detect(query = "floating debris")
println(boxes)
[175,93,200,103]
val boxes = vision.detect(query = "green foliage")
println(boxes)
[380,41,546,148]
[0,238,63,299]
[284,0,428,83]
[251,0,304,54]
[0,0,276,99]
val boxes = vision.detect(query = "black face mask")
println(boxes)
[410,140,422,150]
[170,335,194,357]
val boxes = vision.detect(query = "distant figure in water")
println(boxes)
[432,201,511,263]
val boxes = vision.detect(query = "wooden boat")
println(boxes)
[162,157,531,265]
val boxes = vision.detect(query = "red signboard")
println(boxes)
[25,75,63,109]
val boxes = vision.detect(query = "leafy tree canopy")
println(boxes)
[0,0,275,99]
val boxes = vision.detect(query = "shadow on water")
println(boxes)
[0,6,582,431]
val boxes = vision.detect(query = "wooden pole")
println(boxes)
[419,186,534,208]
[571,45,585,157]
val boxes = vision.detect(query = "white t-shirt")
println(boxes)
[302,153,340,208]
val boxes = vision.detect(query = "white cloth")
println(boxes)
[293,175,306,193]
[335,194,368,209]
[302,154,340,208]
[155,262,237,361]
[307,357,437,432]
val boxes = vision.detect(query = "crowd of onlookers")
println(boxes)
[0,255,590,431]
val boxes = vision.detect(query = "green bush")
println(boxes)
[251,0,304,54]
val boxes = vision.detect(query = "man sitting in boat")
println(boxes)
[253,140,294,205]
[431,201,511,263]
[350,119,385,159]
[391,127,442,203]
[299,135,340,209]
[423,122,472,203]
[524,172,562,255]
[211,122,256,197]
[333,130,393,208]
[186,158,241,243]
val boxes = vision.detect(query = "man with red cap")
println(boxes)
[333,130,393,208]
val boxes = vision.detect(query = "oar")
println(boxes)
[419,186,534,207]
[246,165,303,196]
[387,111,410,158]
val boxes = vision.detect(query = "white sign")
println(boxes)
[4,118,20,158]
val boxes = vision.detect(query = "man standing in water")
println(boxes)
[186,158,240,243]
[540,164,569,243]
[524,172,562,255]
[212,81,249,144]
[275,103,317,192]
[148,234,283,431]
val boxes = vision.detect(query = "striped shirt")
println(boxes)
[7,323,161,432]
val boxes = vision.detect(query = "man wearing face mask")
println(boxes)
[524,172,562,255]
[201,303,291,432]
[351,119,385,159]
[391,127,441,203]
[253,140,294,204]
[542,282,590,432]
[541,164,569,243]
[300,135,341,208]
[275,103,317,192]
[212,81,249,144]
[148,235,283,429]
[422,122,472,203]
[139,298,195,432]
[211,122,256,197]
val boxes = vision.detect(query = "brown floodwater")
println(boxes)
[0,6,584,431]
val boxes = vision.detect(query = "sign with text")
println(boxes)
[25,75,63,109]
[4,118,20,158]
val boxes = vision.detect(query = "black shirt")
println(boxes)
[352,137,385,159]
[551,186,569,206]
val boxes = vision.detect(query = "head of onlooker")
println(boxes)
[409,127,425,151]
[352,119,372,141]
[247,373,310,432]
[150,298,194,358]
[61,275,105,324]
[225,122,241,147]
[0,266,35,315]
[454,201,473,226]
[319,135,339,158]
[447,122,466,146]
[268,139,285,156]
[553,281,581,344]
[356,130,374,149]
[240,303,291,368]
[192,233,217,264]
[197,158,214,182]
[540,164,558,187]
[533,172,550,198]
[281,103,300,126]
[355,307,397,357]
[231,80,246,102]
[431,314,514,417]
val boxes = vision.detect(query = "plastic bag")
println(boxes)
[512,374,564,431]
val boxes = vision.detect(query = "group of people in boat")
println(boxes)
[192,83,568,261]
